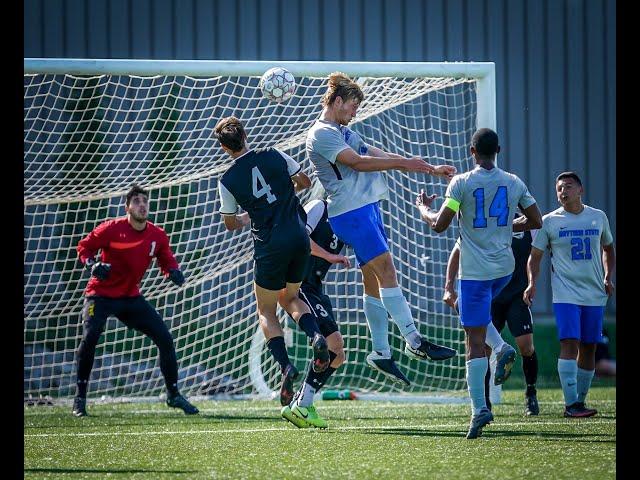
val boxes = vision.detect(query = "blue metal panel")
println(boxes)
[131,0,152,59]
[465,0,487,61]
[404,0,426,61]
[175,0,196,59]
[363,0,383,61]
[24,0,43,57]
[321,0,342,61]
[424,0,445,59]
[301,0,321,60]
[152,0,175,59]
[194,0,215,59]
[64,0,87,57]
[258,0,278,59]
[281,0,301,60]
[108,0,131,58]
[384,0,403,60]
[43,0,64,57]
[566,0,587,182]
[86,0,109,58]
[344,0,363,60]
[445,0,465,60]
[505,0,526,177]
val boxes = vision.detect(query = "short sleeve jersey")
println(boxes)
[531,205,614,306]
[445,166,537,280]
[218,148,307,243]
[306,119,389,217]
[302,199,345,293]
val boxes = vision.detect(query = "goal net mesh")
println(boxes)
[24,71,477,400]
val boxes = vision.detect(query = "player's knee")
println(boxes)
[331,348,346,367]
[518,344,535,357]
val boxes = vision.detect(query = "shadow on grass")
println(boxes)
[25,467,197,474]
[362,427,615,442]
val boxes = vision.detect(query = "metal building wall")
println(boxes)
[24,0,617,313]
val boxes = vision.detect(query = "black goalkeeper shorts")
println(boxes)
[491,293,533,338]
[297,286,339,337]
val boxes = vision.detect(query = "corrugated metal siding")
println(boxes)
[23,0,616,313]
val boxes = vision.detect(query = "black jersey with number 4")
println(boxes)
[302,199,345,293]
[219,147,307,244]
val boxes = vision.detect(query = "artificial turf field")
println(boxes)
[24,386,615,479]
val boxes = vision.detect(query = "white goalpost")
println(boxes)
[24,59,496,403]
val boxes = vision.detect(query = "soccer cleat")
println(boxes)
[72,397,88,417]
[366,351,411,386]
[311,333,330,373]
[279,364,299,407]
[404,338,457,361]
[494,344,517,385]
[281,404,310,428]
[291,404,328,429]
[524,393,539,416]
[466,408,494,439]
[563,402,597,418]
[166,393,199,415]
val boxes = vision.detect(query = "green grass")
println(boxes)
[24,387,615,479]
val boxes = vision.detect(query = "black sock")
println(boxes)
[266,336,291,371]
[484,367,491,410]
[523,351,538,394]
[166,383,180,397]
[76,379,88,399]
[298,313,322,339]
[305,351,338,391]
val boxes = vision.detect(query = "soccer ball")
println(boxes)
[259,67,296,104]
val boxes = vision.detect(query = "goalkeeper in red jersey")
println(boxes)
[71,185,198,417]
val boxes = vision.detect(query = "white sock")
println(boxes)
[363,295,391,357]
[576,368,595,404]
[558,358,578,406]
[466,357,488,415]
[485,322,506,352]
[296,382,316,408]
[379,287,421,349]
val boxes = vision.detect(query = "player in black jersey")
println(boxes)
[215,117,330,407]
[445,213,540,416]
[280,199,351,429]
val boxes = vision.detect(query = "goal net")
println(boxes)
[24,60,495,402]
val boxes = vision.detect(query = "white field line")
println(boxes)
[24,419,616,438]
[24,399,617,416]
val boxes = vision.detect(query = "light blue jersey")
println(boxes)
[532,205,614,306]
[446,166,537,281]
[306,119,389,217]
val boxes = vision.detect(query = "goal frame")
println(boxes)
[24,59,496,404]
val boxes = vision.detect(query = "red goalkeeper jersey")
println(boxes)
[77,217,179,298]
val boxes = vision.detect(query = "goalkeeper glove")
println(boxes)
[85,258,111,280]
[168,268,185,287]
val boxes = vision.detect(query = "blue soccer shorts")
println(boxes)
[458,274,512,327]
[552,303,604,343]
[328,202,389,267]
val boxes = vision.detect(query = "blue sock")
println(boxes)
[363,295,391,357]
[576,368,595,404]
[379,287,421,349]
[466,357,489,415]
[558,358,578,406]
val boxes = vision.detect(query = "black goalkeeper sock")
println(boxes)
[266,336,291,372]
[298,313,322,340]
[305,350,338,391]
[522,351,538,393]
[76,379,88,398]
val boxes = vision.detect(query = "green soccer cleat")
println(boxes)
[281,404,310,428]
[291,404,328,429]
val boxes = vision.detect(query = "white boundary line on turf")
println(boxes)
[24,419,616,438]
[23,400,617,416]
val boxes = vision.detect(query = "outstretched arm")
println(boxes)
[310,238,350,267]
[415,190,456,233]
[367,145,456,180]
[336,147,434,173]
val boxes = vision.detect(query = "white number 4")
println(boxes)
[252,166,277,204]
